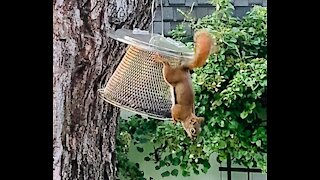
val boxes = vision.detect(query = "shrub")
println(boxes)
[117,0,267,178]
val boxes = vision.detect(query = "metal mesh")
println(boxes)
[98,45,182,120]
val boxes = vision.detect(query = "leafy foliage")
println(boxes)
[116,115,146,180]
[116,0,267,178]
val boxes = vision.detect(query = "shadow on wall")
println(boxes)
[120,110,267,180]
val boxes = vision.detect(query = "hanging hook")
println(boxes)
[151,0,155,37]
[160,0,164,36]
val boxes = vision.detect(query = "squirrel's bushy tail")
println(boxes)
[186,29,217,69]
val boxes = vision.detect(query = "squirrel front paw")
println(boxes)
[172,119,177,125]
[152,52,162,63]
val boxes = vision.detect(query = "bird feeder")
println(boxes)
[98,1,194,120]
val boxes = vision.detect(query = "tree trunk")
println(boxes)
[53,0,153,179]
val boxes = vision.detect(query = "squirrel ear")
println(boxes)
[197,117,204,123]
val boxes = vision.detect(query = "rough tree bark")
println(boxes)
[53,0,153,179]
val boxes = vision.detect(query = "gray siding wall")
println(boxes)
[151,0,267,36]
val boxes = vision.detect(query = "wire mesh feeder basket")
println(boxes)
[98,28,194,120]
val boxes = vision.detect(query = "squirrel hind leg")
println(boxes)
[171,104,181,122]
[152,52,169,64]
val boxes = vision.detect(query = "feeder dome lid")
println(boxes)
[107,28,194,60]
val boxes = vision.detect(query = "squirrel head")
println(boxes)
[182,114,204,140]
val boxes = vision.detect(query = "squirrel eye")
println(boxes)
[190,128,196,134]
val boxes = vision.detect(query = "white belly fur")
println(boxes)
[162,68,175,109]
[169,85,175,109]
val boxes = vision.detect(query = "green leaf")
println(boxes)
[144,157,150,161]
[161,171,170,177]
[218,140,227,149]
[197,81,204,85]
[159,160,165,167]
[219,120,225,127]
[155,166,160,170]
[199,106,206,113]
[176,151,183,157]
[180,162,187,169]
[230,38,237,43]
[228,120,238,129]
[220,54,225,61]
[248,27,255,32]
[247,161,254,168]
[139,138,148,143]
[201,167,209,174]
[205,68,214,73]
[136,147,144,152]
[193,168,200,175]
[167,154,173,162]
[240,111,248,119]
[203,159,211,169]
[172,157,181,166]
[256,140,261,147]
[136,129,143,135]
[232,27,239,32]
[171,169,179,176]
[256,107,266,120]
[249,102,256,110]
[218,155,226,162]
[182,170,190,177]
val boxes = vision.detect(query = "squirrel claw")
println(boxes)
[172,120,177,125]
[152,52,162,63]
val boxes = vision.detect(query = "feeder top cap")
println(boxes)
[107,28,194,60]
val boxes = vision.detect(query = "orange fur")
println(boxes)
[185,29,216,69]
[153,29,217,140]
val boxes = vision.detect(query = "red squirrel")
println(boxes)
[153,29,217,140]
